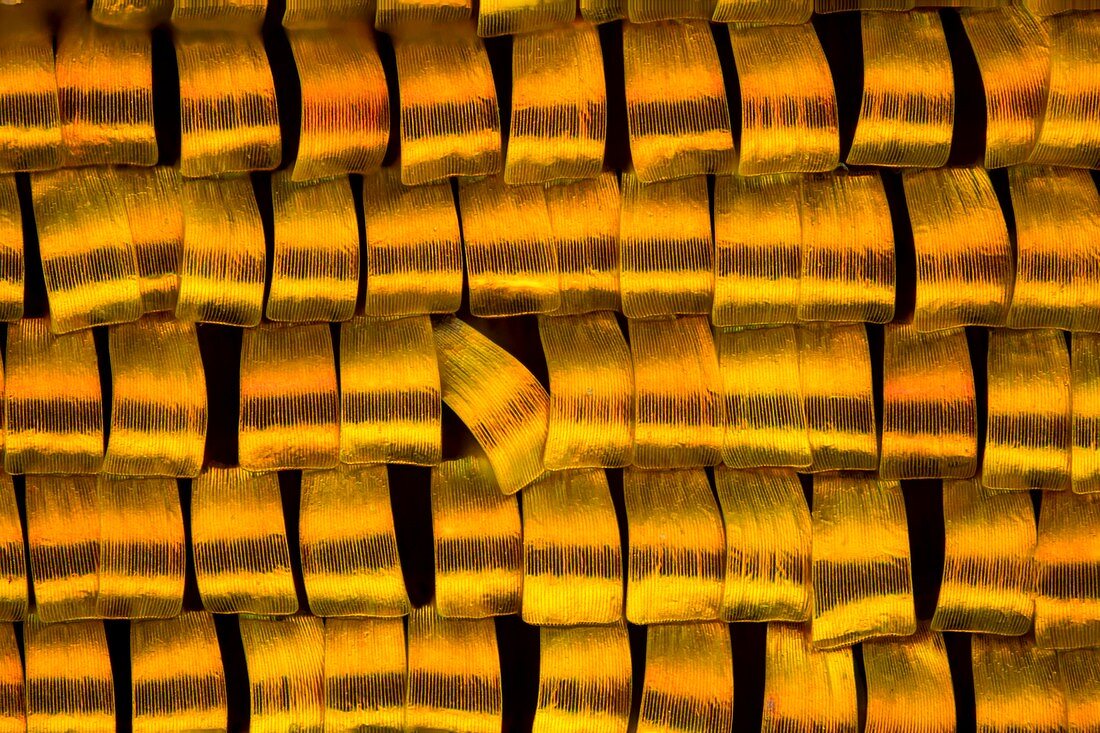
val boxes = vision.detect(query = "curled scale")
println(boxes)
[432,317,549,495]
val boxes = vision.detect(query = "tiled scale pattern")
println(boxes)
[0,0,1095,730]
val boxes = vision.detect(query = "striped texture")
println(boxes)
[715,467,812,622]
[811,473,916,648]
[729,23,839,176]
[361,167,464,317]
[630,316,724,468]
[984,328,1072,491]
[95,476,186,619]
[458,175,561,317]
[431,456,523,618]
[130,612,227,733]
[520,470,623,625]
[238,323,340,471]
[339,315,442,466]
[190,468,298,616]
[392,23,501,186]
[847,10,955,167]
[267,172,360,323]
[432,317,549,494]
[717,325,812,469]
[299,464,410,617]
[880,323,978,479]
[539,312,634,469]
[933,479,1037,635]
[287,23,388,181]
[621,19,734,182]
[533,624,631,733]
[619,172,714,318]
[506,22,606,184]
[623,468,725,624]
[103,316,207,478]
